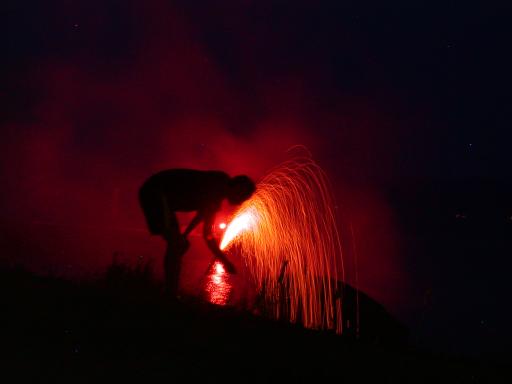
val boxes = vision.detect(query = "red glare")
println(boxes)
[215,262,225,274]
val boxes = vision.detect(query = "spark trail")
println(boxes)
[220,152,344,333]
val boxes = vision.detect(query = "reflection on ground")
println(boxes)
[203,260,233,305]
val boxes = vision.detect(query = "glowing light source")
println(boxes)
[219,210,255,250]
[219,222,227,230]
[220,151,344,333]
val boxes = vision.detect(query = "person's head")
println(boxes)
[227,175,256,205]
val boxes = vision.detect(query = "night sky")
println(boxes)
[2,0,511,357]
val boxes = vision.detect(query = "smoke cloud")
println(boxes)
[2,0,409,318]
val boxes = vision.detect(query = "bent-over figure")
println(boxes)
[139,169,255,297]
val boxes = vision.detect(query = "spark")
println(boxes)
[219,222,227,230]
[220,151,345,332]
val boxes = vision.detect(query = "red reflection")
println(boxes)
[204,260,232,305]
[215,263,225,274]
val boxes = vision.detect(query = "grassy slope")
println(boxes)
[0,266,506,382]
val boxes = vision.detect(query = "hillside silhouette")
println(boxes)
[1,262,505,381]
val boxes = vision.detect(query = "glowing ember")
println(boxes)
[220,151,344,332]
[219,222,227,230]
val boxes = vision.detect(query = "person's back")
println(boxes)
[140,169,230,213]
[139,168,256,297]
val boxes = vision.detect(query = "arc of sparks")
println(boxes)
[220,152,345,333]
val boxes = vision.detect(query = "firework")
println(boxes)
[220,152,344,332]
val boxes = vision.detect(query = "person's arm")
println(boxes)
[202,208,222,258]
[182,212,203,238]
[203,207,237,273]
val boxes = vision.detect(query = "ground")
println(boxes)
[0,265,506,382]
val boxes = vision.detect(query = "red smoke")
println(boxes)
[1,0,409,319]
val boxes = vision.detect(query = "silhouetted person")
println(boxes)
[139,169,256,297]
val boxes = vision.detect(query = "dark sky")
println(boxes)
[2,0,512,356]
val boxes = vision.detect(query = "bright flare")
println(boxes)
[220,210,256,250]
[220,152,344,333]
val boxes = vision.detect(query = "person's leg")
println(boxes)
[161,194,188,297]
[140,186,189,297]
[164,240,181,298]
[162,207,179,296]
[166,235,190,297]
